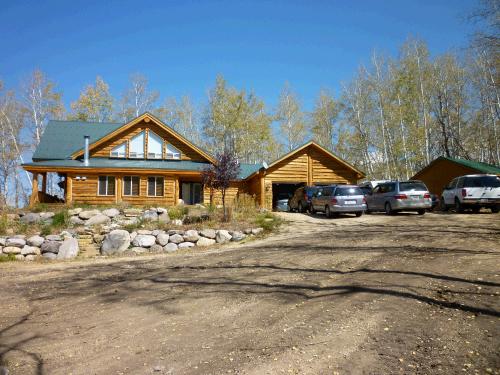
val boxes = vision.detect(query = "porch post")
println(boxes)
[65,175,73,205]
[116,176,122,203]
[29,173,39,207]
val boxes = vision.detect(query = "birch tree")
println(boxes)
[156,96,201,145]
[275,83,305,151]
[119,73,159,121]
[309,90,339,151]
[70,76,114,122]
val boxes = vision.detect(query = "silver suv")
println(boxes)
[365,180,432,215]
[441,174,500,213]
[311,185,366,218]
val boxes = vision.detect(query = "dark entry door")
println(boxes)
[181,182,203,205]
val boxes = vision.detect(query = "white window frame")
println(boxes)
[123,176,140,196]
[147,130,163,159]
[110,142,126,158]
[129,131,145,159]
[165,143,181,160]
[97,176,115,196]
[147,176,164,197]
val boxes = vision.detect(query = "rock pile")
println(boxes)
[0,232,79,261]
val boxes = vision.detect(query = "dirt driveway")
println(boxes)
[1,212,499,375]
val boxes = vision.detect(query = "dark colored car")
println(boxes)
[288,186,319,213]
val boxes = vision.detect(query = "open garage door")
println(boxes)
[272,182,305,211]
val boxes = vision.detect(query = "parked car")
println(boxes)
[440,174,500,213]
[430,193,440,211]
[359,180,391,196]
[288,186,319,212]
[275,192,291,211]
[311,185,366,217]
[365,180,432,215]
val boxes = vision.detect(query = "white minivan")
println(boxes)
[441,174,500,213]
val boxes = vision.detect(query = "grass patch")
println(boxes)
[123,218,144,232]
[51,210,69,228]
[168,205,188,220]
[254,211,282,231]
[0,214,8,235]
[0,254,17,262]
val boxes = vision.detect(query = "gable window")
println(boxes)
[123,176,140,196]
[165,143,181,160]
[147,176,164,197]
[98,176,115,196]
[129,131,145,158]
[147,131,163,159]
[110,142,126,158]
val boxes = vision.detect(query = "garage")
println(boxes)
[245,141,366,211]
[272,182,305,210]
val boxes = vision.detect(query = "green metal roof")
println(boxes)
[441,156,500,174]
[23,158,261,180]
[33,120,123,160]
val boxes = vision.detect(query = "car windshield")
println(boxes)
[464,176,500,188]
[399,182,427,192]
[335,187,363,196]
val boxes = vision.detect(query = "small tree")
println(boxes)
[206,152,240,221]
[200,164,216,207]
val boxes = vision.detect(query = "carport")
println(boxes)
[272,182,305,209]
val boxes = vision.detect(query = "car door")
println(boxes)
[368,185,383,210]
[442,178,457,205]
[311,188,323,210]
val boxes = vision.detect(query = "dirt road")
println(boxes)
[1,212,499,375]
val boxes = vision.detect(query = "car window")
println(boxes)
[399,182,428,192]
[457,177,464,188]
[387,183,396,192]
[322,187,332,196]
[463,176,500,188]
[335,187,363,196]
[373,185,383,193]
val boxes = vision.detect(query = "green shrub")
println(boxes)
[255,211,282,232]
[0,214,7,235]
[40,224,52,236]
[123,218,144,232]
[168,205,188,220]
[31,203,49,213]
[0,254,17,262]
[51,210,69,228]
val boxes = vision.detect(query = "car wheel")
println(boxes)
[440,197,448,212]
[454,198,463,213]
[325,205,331,218]
[491,206,499,213]
[298,202,303,213]
[355,211,363,217]
[417,209,425,215]
[385,202,393,215]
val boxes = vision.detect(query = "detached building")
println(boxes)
[412,156,500,196]
[23,113,364,210]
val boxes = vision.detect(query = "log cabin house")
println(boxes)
[23,113,365,210]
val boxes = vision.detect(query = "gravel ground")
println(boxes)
[0,211,499,375]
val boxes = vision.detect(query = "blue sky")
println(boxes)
[1,0,476,111]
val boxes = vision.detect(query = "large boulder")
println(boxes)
[230,231,246,242]
[42,252,57,260]
[137,229,153,235]
[197,237,216,247]
[21,246,40,256]
[123,208,142,217]
[200,229,216,239]
[6,238,26,248]
[101,230,130,254]
[164,243,178,252]
[158,212,170,223]
[40,212,55,220]
[78,209,100,220]
[169,234,184,244]
[132,234,156,248]
[149,244,164,253]
[178,242,195,249]
[57,237,79,259]
[183,230,200,242]
[41,241,62,254]
[0,238,5,246]
[85,214,111,226]
[142,209,158,221]
[216,230,232,244]
[2,246,22,254]
[251,227,264,235]
[27,235,44,247]
[69,216,85,225]
[102,208,120,218]
[20,213,41,224]
[156,233,170,246]
[67,208,83,216]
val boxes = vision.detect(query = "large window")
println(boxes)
[98,176,115,196]
[165,143,181,159]
[147,176,164,197]
[110,142,126,158]
[129,131,145,158]
[123,176,140,196]
[147,131,163,159]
